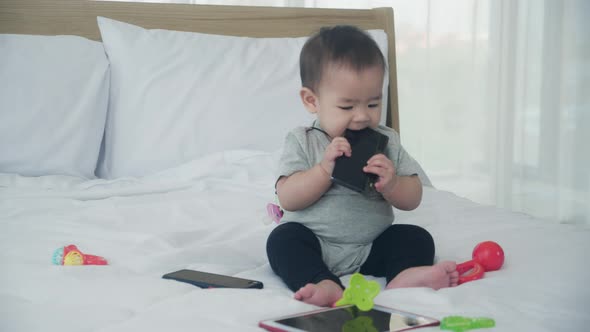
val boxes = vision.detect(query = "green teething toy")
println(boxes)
[440,316,495,332]
[334,273,380,311]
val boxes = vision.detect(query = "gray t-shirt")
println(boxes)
[276,121,424,276]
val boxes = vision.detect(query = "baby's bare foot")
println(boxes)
[294,279,343,307]
[386,261,459,290]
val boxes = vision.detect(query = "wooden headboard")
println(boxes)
[0,0,400,132]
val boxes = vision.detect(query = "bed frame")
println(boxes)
[0,0,400,132]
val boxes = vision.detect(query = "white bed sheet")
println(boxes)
[1,150,588,332]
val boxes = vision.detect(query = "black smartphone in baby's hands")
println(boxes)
[162,269,263,289]
[331,127,389,193]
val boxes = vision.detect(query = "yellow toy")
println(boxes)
[334,273,381,311]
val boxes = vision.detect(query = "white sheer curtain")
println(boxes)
[111,0,590,224]
[387,0,589,225]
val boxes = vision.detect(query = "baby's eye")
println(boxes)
[338,106,353,110]
[368,103,379,108]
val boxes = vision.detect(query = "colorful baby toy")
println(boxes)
[457,241,504,284]
[440,316,495,332]
[52,244,108,266]
[334,273,381,311]
[266,203,283,224]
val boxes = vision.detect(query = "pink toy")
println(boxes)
[52,244,108,266]
[266,203,283,223]
[457,241,504,284]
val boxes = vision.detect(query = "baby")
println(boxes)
[266,25,458,307]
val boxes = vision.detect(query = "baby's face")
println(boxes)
[315,64,384,138]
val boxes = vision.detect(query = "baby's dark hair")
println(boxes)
[300,25,386,92]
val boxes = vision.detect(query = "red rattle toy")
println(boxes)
[457,241,504,284]
[52,244,108,266]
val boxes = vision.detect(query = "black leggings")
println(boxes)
[266,222,434,291]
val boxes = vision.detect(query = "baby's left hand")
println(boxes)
[363,154,397,194]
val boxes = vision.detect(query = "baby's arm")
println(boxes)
[364,154,422,210]
[277,137,351,211]
[381,175,422,210]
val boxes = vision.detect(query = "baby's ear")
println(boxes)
[300,87,319,114]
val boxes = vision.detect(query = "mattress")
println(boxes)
[1,149,588,332]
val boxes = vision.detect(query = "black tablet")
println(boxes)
[259,304,439,332]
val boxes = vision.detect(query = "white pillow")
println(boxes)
[96,17,389,179]
[0,34,110,178]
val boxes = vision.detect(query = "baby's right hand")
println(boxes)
[320,137,351,174]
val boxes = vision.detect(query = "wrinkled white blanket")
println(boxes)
[1,150,588,332]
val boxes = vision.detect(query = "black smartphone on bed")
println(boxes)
[331,127,389,193]
[162,269,263,289]
[259,304,439,332]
